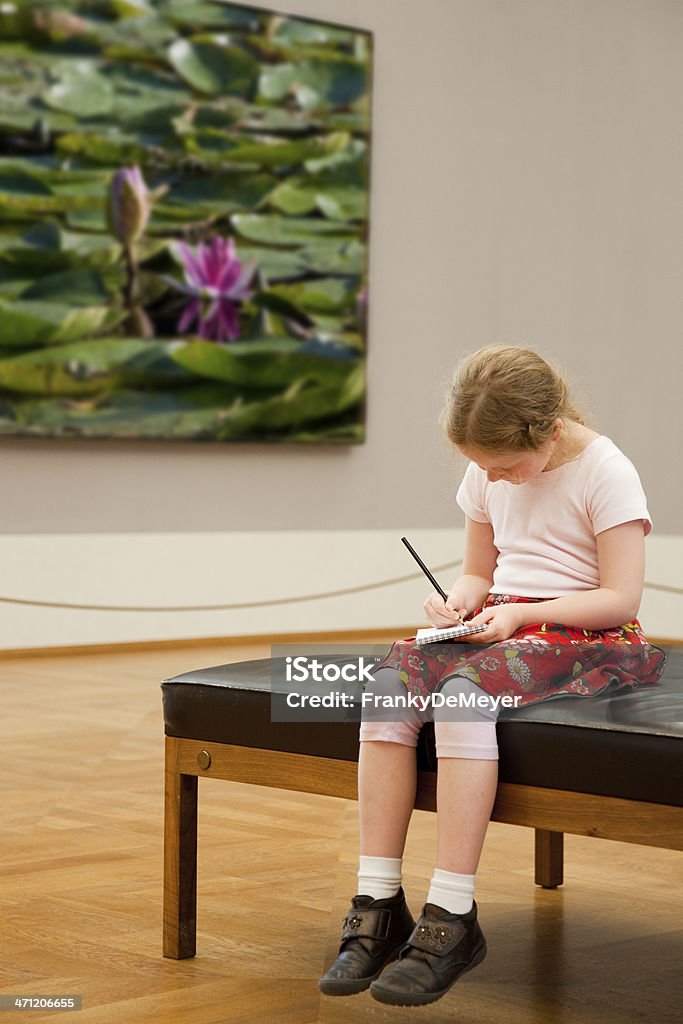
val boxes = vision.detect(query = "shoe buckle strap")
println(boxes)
[341,908,391,942]
[407,918,466,957]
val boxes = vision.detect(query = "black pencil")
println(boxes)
[400,536,449,602]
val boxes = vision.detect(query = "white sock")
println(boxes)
[357,855,402,900]
[427,867,475,914]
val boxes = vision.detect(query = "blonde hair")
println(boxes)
[441,345,589,453]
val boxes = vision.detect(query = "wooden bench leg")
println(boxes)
[535,828,564,888]
[163,737,198,958]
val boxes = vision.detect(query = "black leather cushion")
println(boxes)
[161,646,683,807]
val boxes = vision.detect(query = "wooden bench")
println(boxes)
[161,646,682,959]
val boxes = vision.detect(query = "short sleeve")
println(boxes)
[586,454,653,537]
[455,462,490,523]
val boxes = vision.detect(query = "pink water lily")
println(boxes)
[171,236,256,342]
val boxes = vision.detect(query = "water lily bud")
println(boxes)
[107,166,150,246]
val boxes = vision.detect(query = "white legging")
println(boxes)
[359,667,500,760]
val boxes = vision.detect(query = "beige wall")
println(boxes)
[2,0,681,535]
[1,1,681,651]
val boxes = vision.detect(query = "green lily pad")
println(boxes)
[21,269,110,306]
[325,110,370,135]
[65,207,107,232]
[1,228,121,284]
[270,18,357,49]
[55,131,150,166]
[16,221,121,262]
[216,361,364,437]
[315,190,366,221]
[0,166,52,197]
[231,213,357,246]
[267,155,368,221]
[161,171,276,216]
[270,179,367,221]
[169,336,360,389]
[159,2,262,32]
[250,291,313,328]
[19,220,62,250]
[1,245,78,275]
[0,104,59,136]
[0,300,123,348]
[231,246,307,282]
[270,278,358,314]
[305,137,366,174]
[167,38,259,98]
[0,338,197,395]
[103,64,193,128]
[238,238,364,280]
[3,384,256,439]
[44,63,116,118]
[119,100,192,134]
[68,9,173,63]
[0,369,364,441]
[0,274,33,300]
[0,190,100,220]
[0,160,104,188]
[174,100,245,133]
[299,239,366,275]
[188,130,350,169]
[259,55,367,109]
[111,0,155,16]
[236,104,325,136]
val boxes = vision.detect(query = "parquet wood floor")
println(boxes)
[0,641,680,1023]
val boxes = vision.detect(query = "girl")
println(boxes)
[318,345,666,1008]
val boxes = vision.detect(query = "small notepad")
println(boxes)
[414,622,489,646]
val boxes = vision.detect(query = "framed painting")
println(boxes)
[0,0,371,443]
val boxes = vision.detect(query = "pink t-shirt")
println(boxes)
[455,435,652,598]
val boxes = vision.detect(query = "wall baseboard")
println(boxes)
[0,631,678,662]
[0,626,415,660]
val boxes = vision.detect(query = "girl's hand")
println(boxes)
[460,603,523,642]
[423,590,469,629]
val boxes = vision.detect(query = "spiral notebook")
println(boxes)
[414,622,489,646]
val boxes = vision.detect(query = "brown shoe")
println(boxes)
[369,900,487,1006]
[318,887,416,996]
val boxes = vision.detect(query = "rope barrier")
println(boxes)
[0,562,679,612]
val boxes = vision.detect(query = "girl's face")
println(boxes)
[458,446,551,484]
[458,422,563,485]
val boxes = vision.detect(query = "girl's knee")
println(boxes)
[433,677,500,758]
[360,667,427,744]
[358,721,421,747]
[434,720,499,760]
[435,675,502,723]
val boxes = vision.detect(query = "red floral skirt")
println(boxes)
[376,594,667,705]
